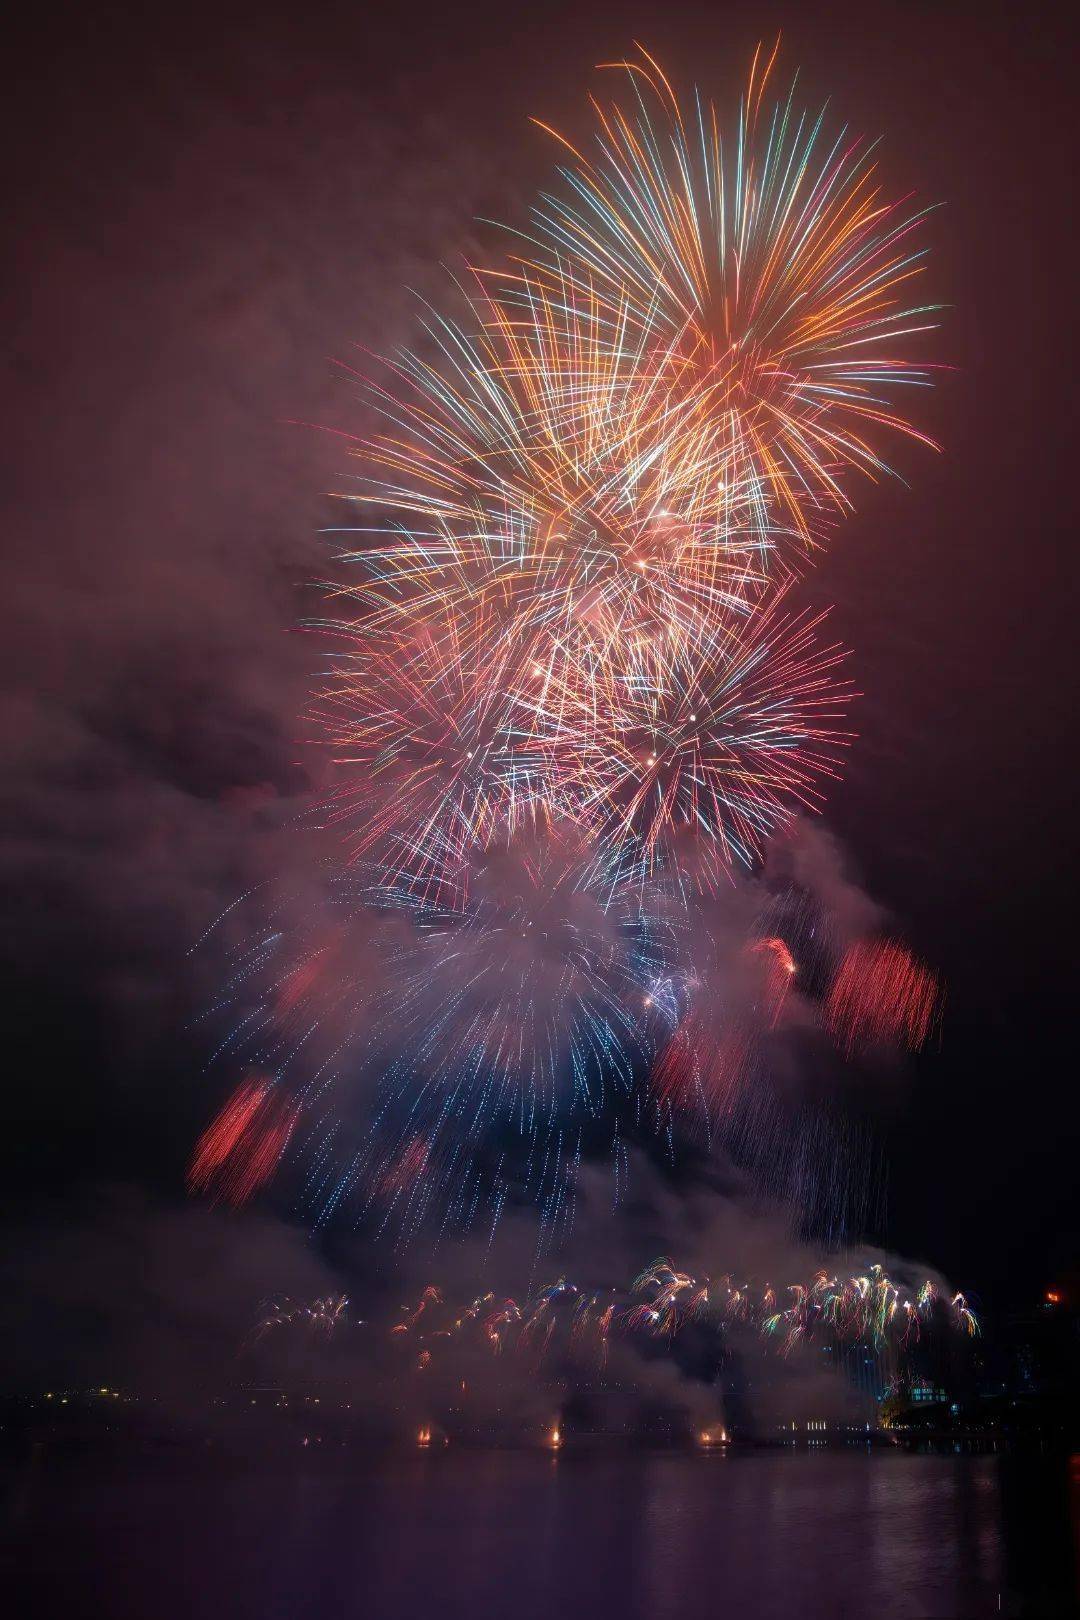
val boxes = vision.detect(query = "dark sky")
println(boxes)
[3,0,1077,1322]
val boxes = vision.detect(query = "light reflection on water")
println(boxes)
[3,1448,1079,1618]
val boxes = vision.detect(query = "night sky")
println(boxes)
[3,0,1077,1337]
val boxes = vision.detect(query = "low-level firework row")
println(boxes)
[253,1255,977,1381]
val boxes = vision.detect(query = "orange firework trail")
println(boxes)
[750,937,798,1027]
[513,42,940,552]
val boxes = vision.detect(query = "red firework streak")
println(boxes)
[654,1014,753,1114]
[825,939,941,1057]
[187,1076,298,1207]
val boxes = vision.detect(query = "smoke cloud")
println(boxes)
[1,1151,956,1442]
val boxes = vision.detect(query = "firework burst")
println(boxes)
[188,43,943,1246]
[516,582,853,883]
[512,42,940,551]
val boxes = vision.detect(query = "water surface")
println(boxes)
[4,1447,1078,1617]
